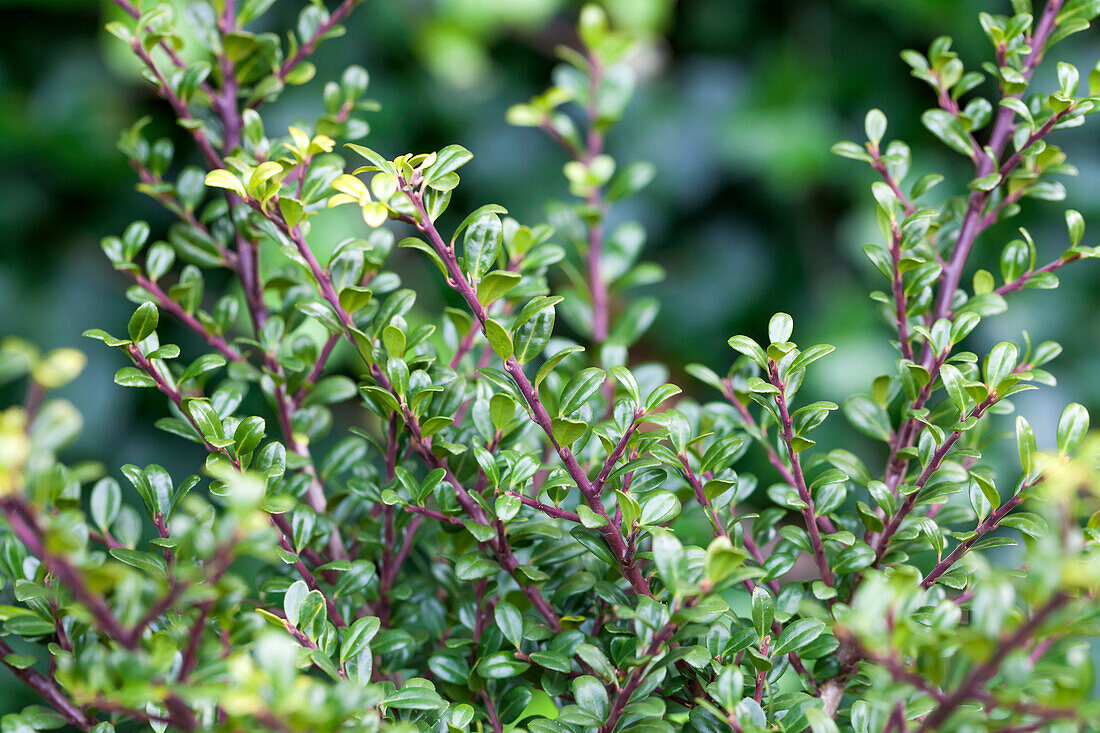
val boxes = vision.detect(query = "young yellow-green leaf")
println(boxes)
[279,197,305,228]
[705,536,747,587]
[204,169,246,197]
[246,161,284,193]
[362,201,388,228]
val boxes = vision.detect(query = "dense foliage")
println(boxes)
[1,0,1100,731]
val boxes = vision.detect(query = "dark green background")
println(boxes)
[1,0,1098,716]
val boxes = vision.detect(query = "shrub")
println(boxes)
[1,0,1099,731]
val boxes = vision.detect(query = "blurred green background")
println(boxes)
[1,0,1099,716]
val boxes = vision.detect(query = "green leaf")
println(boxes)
[483,318,514,360]
[570,527,616,566]
[128,302,159,343]
[790,344,835,373]
[771,618,826,657]
[339,285,373,313]
[451,204,508,245]
[650,528,685,590]
[513,305,555,364]
[89,478,121,532]
[921,108,975,157]
[842,395,892,442]
[751,587,774,639]
[340,616,381,663]
[494,602,524,648]
[1056,403,1089,455]
[572,676,609,720]
[114,367,156,388]
[984,342,1017,388]
[455,553,498,581]
[1066,209,1085,247]
[551,417,587,446]
[179,354,226,385]
[233,416,266,456]
[477,651,529,679]
[463,212,502,285]
[428,654,470,685]
[1016,415,1037,476]
[121,464,170,518]
[728,335,768,368]
[833,543,875,574]
[534,345,584,388]
[939,364,968,412]
[645,383,682,414]
[639,491,681,526]
[606,161,656,202]
[476,270,522,305]
[530,650,572,673]
[185,399,223,440]
[865,109,887,146]
[382,683,447,711]
[82,328,130,348]
[423,144,473,184]
[768,313,794,345]
[704,536,747,587]
[559,367,606,416]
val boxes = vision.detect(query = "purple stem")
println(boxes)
[928,0,1067,333]
[995,254,1081,296]
[400,185,654,598]
[769,362,834,587]
[874,396,996,566]
[915,594,1069,732]
[126,273,244,363]
[110,0,216,99]
[679,454,729,539]
[921,492,1025,587]
[127,344,242,469]
[506,491,582,523]
[254,0,359,108]
[0,638,92,731]
[1,498,131,646]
